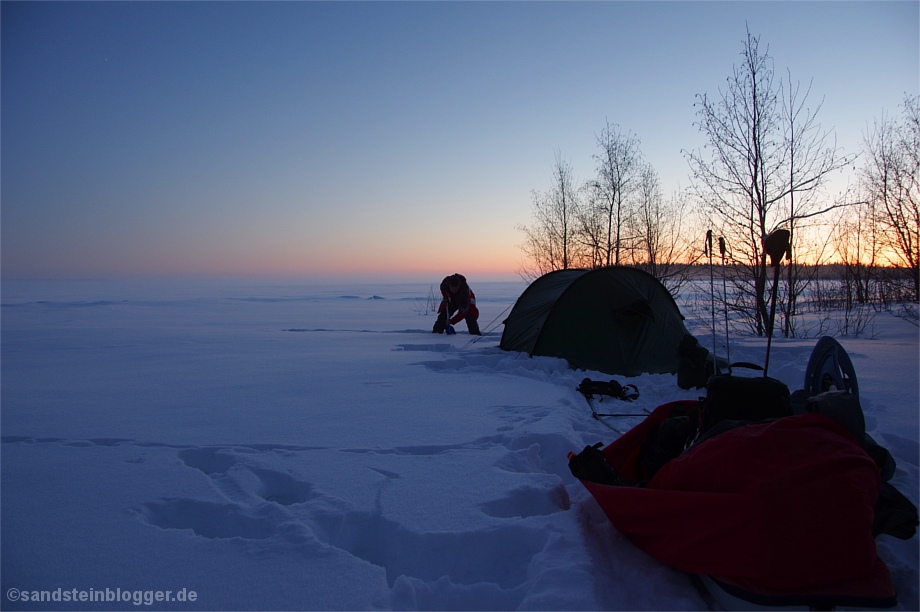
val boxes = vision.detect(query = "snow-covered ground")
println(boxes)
[2,278,917,610]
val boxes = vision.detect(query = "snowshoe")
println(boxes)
[804,336,859,398]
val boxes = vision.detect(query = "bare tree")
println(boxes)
[589,121,643,266]
[574,180,610,269]
[861,94,920,300]
[518,151,584,279]
[630,163,664,269]
[686,27,850,336]
[831,200,881,306]
[628,166,695,297]
[519,123,691,288]
[685,28,778,335]
[778,70,852,336]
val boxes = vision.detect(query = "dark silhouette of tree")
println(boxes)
[686,27,850,336]
[588,121,643,266]
[518,151,583,279]
[861,93,919,301]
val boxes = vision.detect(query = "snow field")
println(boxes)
[1,279,916,610]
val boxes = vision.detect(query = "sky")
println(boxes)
[2,1,918,282]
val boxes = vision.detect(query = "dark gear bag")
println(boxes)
[635,402,700,481]
[636,374,790,481]
[699,374,791,436]
[577,378,639,402]
[677,334,717,390]
[568,443,632,486]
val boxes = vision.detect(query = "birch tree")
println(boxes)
[686,27,849,336]
[589,121,643,266]
[861,94,920,300]
[518,151,583,279]
[778,71,851,336]
[628,165,695,297]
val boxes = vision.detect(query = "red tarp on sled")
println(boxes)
[577,401,894,598]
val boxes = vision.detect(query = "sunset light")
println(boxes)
[2,2,916,281]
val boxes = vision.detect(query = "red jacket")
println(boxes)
[439,274,479,324]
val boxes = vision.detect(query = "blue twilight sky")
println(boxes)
[2,1,917,281]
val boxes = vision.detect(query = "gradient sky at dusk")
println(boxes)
[2,1,917,281]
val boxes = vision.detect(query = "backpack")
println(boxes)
[634,373,790,481]
[698,373,791,436]
[568,442,632,486]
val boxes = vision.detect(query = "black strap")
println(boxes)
[729,361,764,371]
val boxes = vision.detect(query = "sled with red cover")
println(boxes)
[570,398,903,610]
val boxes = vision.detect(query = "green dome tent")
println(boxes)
[500,267,690,377]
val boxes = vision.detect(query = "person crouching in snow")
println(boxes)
[433,273,482,335]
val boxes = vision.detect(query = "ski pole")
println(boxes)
[719,237,731,373]
[762,229,791,377]
[706,230,719,375]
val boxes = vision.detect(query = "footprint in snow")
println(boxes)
[3,435,560,598]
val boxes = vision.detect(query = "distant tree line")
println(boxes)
[829,91,919,329]
[518,26,918,336]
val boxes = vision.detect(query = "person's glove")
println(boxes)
[445,324,456,335]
